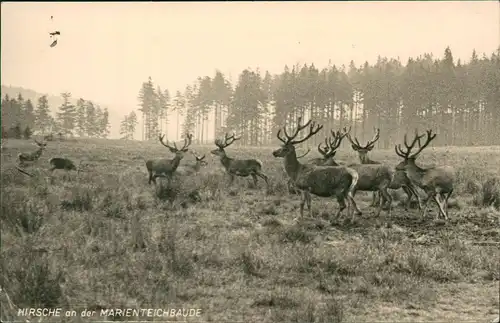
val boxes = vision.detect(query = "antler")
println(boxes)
[159,133,193,152]
[395,129,435,159]
[347,127,380,150]
[318,126,351,157]
[191,150,206,161]
[215,132,241,149]
[297,148,311,159]
[277,117,323,145]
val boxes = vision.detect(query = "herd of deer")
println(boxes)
[12,117,455,223]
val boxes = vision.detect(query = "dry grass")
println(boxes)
[1,138,499,322]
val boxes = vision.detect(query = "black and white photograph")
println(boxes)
[1,1,499,322]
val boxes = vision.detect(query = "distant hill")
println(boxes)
[1,85,121,138]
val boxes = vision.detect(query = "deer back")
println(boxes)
[347,164,394,191]
[408,164,455,192]
[295,165,356,198]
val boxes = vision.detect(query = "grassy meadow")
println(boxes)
[1,137,499,322]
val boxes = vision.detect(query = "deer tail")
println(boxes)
[255,159,263,169]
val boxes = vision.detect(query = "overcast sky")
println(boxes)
[1,1,499,138]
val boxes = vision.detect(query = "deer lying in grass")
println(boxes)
[18,139,47,166]
[395,129,455,220]
[346,128,421,211]
[176,151,208,176]
[272,117,362,222]
[145,133,193,184]
[307,127,351,166]
[16,157,86,177]
[211,133,269,187]
[49,157,86,174]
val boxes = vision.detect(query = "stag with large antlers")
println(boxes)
[17,139,47,166]
[272,118,362,222]
[211,133,269,187]
[145,133,193,184]
[308,127,351,166]
[395,129,455,219]
[346,128,421,210]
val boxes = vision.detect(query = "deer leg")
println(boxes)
[408,183,423,210]
[251,173,258,187]
[148,171,153,185]
[420,192,434,218]
[380,187,392,217]
[370,192,377,207]
[256,171,269,186]
[305,189,312,218]
[401,185,413,210]
[228,174,235,186]
[299,191,306,218]
[335,194,347,219]
[432,193,447,220]
[444,189,453,217]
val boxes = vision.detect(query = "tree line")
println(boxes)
[1,92,111,140]
[135,46,500,147]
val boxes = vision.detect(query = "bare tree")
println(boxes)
[211,133,269,188]
[145,133,193,184]
[272,117,362,222]
[395,129,455,219]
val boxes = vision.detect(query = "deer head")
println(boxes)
[395,129,436,170]
[211,133,241,157]
[318,126,351,160]
[34,139,47,149]
[346,128,379,154]
[159,133,192,159]
[191,151,208,166]
[273,117,323,158]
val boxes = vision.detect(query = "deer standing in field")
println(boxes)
[346,128,421,211]
[395,130,455,220]
[307,127,351,166]
[175,151,208,176]
[304,127,393,217]
[211,133,269,188]
[145,133,193,184]
[272,118,362,222]
[17,139,47,166]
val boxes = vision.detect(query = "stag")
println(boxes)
[145,133,193,184]
[308,127,351,166]
[272,118,362,222]
[346,128,421,210]
[211,133,269,187]
[16,157,85,177]
[18,139,47,166]
[395,130,455,219]
[176,151,208,176]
